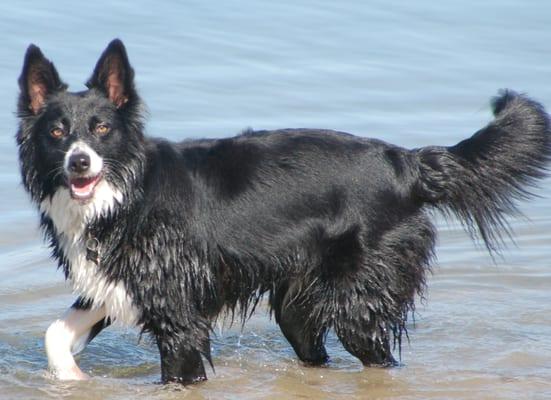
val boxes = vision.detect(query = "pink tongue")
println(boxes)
[70,177,97,194]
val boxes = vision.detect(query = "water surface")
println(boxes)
[1,1,550,399]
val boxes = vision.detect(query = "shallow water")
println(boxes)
[1,1,551,399]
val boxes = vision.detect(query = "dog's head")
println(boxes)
[16,39,145,210]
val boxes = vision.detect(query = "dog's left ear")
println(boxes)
[87,39,136,108]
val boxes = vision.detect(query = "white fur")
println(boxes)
[41,160,140,327]
[45,306,106,380]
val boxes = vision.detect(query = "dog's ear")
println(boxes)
[87,39,136,108]
[18,45,66,115]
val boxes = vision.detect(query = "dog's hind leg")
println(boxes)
[308,224,405,368]
[334,311,397,367]
[45,299,107,380]
[271,282,329,365]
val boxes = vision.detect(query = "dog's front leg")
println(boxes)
[45,300,106,380]
[156,332,208,385]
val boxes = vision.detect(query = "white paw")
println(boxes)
[55,365,91,381]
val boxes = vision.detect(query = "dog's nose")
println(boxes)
[68,152,91,174]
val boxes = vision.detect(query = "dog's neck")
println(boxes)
[39,181,140,326]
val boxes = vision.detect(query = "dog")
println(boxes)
[16,39,551,385]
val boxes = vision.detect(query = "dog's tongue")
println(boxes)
[70,176,99,198]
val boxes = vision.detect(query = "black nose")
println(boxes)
[68,152,91,173]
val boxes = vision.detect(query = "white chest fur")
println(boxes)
[40,183,140,326]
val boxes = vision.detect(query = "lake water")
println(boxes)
[1,1,550,399]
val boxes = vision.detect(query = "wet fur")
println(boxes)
[16,40,551,384]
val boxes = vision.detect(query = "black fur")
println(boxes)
[16,39,551,384]
[72,297,111,348]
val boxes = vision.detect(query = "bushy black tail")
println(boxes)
[416,90,551,251]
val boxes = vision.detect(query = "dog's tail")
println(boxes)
[415,90,551,251]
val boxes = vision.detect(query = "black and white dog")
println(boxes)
[16,39,551,384]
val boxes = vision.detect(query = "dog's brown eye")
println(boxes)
[95,124,110,136]
[95,123,111,136]
[50,127,64,139]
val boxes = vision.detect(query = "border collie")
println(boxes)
[16,39,550,384]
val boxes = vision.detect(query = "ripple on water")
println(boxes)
[2,0,551,398]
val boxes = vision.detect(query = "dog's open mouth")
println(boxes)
[69,175,102,201]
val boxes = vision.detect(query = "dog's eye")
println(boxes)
[50,127,65,139]
[95,124,111,136]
